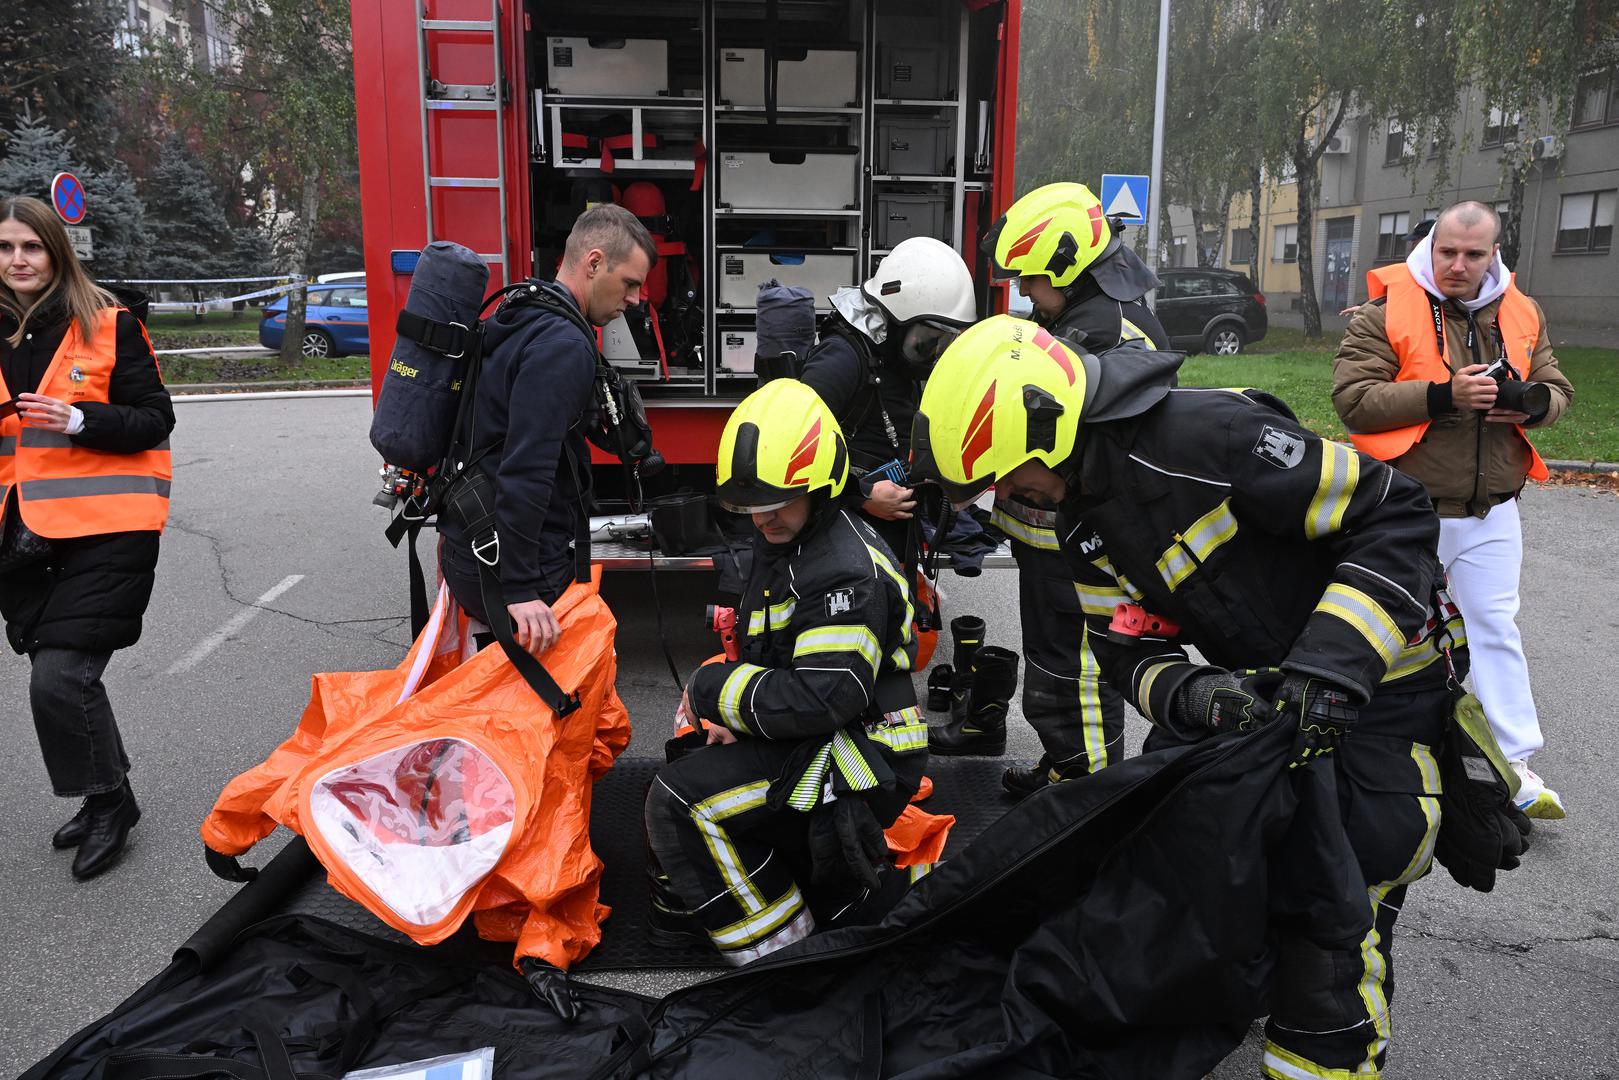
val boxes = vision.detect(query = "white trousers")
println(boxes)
[1437,499,1543,761]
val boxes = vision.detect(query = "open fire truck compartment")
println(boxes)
[352,0,1022,475]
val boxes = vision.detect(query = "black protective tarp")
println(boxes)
[27,722,1364,1080]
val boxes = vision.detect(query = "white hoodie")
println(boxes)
[1405,233,1510,312]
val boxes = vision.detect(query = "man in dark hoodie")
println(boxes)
[910,314,1469,1080]
[437,204,654,650]
[948,183,1168,796]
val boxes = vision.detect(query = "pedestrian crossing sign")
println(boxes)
[1099,174,1150,225]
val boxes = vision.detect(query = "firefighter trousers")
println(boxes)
[1013,539,1124,773]
[1261,686,1450,1080]
[645,739,830,966]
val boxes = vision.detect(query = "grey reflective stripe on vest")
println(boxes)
[18,428,75,449]
[0,435,14,456]
[19,475,172,500]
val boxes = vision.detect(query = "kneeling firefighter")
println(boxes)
[908,315,1518,1079]
[644,379,930,965]
[952,183,1170,794]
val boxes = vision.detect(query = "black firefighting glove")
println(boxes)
[808,793,889,893]
[204,845,259,883]
[1169,667,1283,738]
[1433,693,1533,892]
[1272,673,1359,769]
[519,956,578,1023]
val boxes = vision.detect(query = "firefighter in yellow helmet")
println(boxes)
[644,379,929,965]
[959,183,1172,797]
[911,315,1493,1079]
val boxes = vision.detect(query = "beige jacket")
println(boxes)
[1332,294,1572,516]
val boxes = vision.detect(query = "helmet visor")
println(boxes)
[716,478,804,515]
[901,320,964,371]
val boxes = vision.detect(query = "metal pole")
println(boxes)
[1146,0,1170,273]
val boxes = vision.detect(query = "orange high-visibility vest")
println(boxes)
[0,307,171,538]
[1353,265,1548,481]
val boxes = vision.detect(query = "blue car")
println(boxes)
[259,284,370,358]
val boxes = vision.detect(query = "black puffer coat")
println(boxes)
[0,294,175,654]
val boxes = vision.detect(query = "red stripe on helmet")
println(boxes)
[1087,202,1105,247]
[783,417,822,486]
[1004,218,1052,263]
[960,381,998,479]
[1032,327,1076,386]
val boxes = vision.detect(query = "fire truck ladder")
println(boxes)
[413,0,511,276]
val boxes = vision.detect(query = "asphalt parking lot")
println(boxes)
[2,394,1615,1076]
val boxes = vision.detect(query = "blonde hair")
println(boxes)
[1,195,117,348]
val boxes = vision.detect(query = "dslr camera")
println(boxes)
[1478,356,1550,417]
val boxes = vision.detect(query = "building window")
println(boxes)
[1482,106,1520,147]
[1384,119,1413,165]
[1273,224,1298,263]
[1229,227,1254,263]
[1376,212,1411,262]
[1572,68,1619,130]
[1555,190,1615,253]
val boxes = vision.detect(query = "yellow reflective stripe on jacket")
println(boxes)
[747,597,797,636]
[793,624,882,674]
[1316,583,1404,666]
[992,506,1061,550]
[1381,614,1466,683]
[867,707,928,754]
[1075,579,1127,618]
[1120,317,1151,343]
[889,644,913,671]
[716,663,770,731]
[830,728,880,790]
[1305,442,1361,539]
[1092,555,1144,602]
[786,744,834,811]
[867,544,916,644]
[1135,659,1183,725]
[1154,498,1239,592]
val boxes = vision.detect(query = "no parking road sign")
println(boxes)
[52,172,87,225]
[1099,173,1150,226]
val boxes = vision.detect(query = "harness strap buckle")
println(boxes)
[472,530,500,567]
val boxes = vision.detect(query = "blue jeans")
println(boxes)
[28,647,129,798]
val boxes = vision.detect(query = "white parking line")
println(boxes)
[166,574,305,674]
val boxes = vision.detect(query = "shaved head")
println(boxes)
[1435,201,1501,244]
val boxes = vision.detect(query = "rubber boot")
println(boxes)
[945,616,986,726]
[929,645,1018,756]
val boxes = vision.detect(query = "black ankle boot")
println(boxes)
[945,616,986,726]
[1002,755,1090,799]
[51,799,95,849]
[929,646,1019,756]
[647,871,710,948]
[70,780,140,881]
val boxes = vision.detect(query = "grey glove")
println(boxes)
[1170,668,1282,736]
[1273,673,1359,768]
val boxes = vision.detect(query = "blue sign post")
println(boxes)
[51,172,87,225]
[1098,174,1150,226]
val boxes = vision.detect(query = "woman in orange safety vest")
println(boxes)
[0,195,173,881]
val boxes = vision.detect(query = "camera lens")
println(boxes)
[1494,380,1550,416]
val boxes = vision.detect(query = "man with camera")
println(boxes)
[1332,200,1573,819]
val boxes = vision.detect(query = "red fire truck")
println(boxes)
[350,0,1022,478]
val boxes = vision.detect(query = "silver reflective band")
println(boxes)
[19,429,75,448]
[0,435,14,455]
[18,475,172,500]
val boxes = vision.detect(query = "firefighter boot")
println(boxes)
[944,616,986,726]
[1002,667,1099,798]
[929,646,1019,756]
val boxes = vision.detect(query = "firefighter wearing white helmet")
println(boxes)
[799,235,977,565]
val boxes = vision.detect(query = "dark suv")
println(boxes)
[1155,269,1267,355]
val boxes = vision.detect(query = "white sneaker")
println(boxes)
[1510,760,1566,820]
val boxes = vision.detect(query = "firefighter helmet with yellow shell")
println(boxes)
[909,315,1098,505]
[716,379,848,513]
[989,182,1120,289]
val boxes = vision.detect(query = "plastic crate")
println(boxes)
[875,193,950,248]
[877,42,949,99]
[875,116,952,175]
[718,327,757,373]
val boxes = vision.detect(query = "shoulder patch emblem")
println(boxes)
[1253,425,1306,469]
[826,589,854,617]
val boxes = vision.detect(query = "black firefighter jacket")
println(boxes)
[0,294,174,654]
[1053,349,1460,732]
[1047,272,1170,354]
[687,506,925,818]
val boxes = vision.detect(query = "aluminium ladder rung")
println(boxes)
[421,19,494,31]
[429,177,502,188]
[427,100,499,111]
